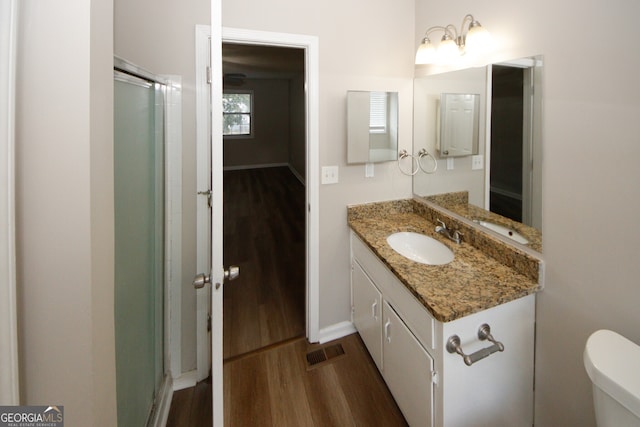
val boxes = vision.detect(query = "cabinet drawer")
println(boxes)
[351,233,435,350]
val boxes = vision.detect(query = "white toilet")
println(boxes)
[584,329,640,426]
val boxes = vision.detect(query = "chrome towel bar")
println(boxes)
[446,323,504,366]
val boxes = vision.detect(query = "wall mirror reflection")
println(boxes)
[438,93,480,157]
[347,91,399,164]
[413,55,544,252]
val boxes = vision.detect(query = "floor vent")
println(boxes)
[306,349,326,366]
[305,343,345,369]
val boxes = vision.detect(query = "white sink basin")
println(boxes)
[387,232,454,265]
[473,220,529,245]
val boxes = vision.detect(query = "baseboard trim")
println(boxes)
[288,164,305,185]
[148,374,173,427]
[223,162,288,171]
[317,321,356,344]
[172,370,198,391]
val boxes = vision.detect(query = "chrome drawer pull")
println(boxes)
[446,323,504,366]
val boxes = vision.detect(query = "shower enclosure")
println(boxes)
[114,58,167,426]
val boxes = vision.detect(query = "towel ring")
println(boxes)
[417,148,438,174]
[397,149,419,176]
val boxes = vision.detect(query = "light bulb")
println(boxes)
[437,35,459,63]
[415,38,437,64]
[465,21,491,55]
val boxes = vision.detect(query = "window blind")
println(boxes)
[369,91,388,133]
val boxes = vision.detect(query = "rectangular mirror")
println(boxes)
[413,55,544,253]
[437,93,480,157]
[347,91,399,163]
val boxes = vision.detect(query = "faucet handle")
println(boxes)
[436,219,447,229]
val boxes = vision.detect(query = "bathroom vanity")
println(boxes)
[348,198,542,427]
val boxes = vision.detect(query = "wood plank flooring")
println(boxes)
[222,167,306,359]
[167,378,212,427]
[166,167,407,426]
[167,334,408,427]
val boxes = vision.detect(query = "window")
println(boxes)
[369,91,388,134]
[223,91,253,137]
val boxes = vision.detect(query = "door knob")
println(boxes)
[192,273,210,289]
[194,267,238,290]
[224,265,240,281]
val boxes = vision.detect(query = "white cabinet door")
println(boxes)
[352,260,383,371]
[383,301,434,427]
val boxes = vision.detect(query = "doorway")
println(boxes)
[194,27,320,371]
[489,64,533,225]
[191,27,320,424]
[221,43,307,359]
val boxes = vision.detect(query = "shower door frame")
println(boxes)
[113,56,183,426]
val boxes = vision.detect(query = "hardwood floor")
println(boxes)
[166,167,407,426]
[222,167,306,359]
[167,334,408,426]
[167,378,212,427]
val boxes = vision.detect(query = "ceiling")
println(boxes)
[222,43,305,80]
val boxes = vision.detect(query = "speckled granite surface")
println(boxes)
[425,192,543,253]
[348,199,542,322]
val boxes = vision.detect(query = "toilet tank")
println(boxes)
[584,330,640,426]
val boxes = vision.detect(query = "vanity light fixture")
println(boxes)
[415,14,491,65]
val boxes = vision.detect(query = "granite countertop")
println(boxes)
[425,191,543,253]
[348,199,542,323]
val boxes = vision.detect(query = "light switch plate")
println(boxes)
[321,166,339,184]
[471,154,484,170]
[365,163,374,178]
[447,157,454,170]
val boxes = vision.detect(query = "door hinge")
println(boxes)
[198,189,212,208]
[206,66,212,85]
[207,314,211,332]
[431,370,439,386]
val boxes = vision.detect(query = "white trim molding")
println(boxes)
[172,369,198,391]
[0,0,19,405]
[318,321,357,344]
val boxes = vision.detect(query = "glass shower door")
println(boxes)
[114,71,165,426]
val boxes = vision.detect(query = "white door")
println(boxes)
[204,7,320,423]
[209,2,225,425]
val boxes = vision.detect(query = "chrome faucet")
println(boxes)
[435,219,463,244]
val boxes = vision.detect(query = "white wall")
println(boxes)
[15,0,117,424]
[115,0,210,372]
[416,0,640,425]
[222,0,415,331]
